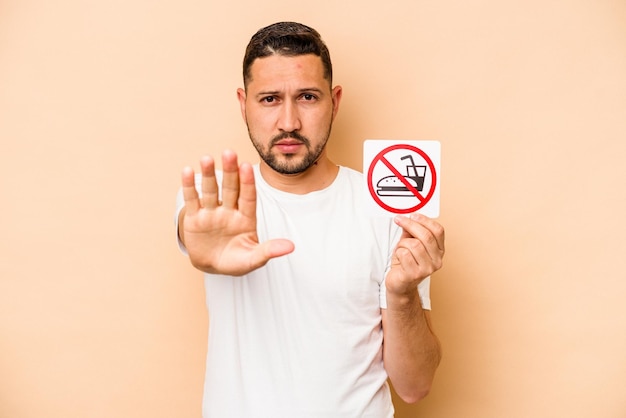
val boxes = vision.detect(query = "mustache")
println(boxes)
[270,131,310,146]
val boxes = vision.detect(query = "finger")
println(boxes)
[221,150,240,208]
[200,155,219,209]
[238,162,257,219]
[412,213,445,252]
[393,216,444,275]
[395,237,441,280]
[393,246,422,281]
[394,214,445,254]
[182,166,200,214]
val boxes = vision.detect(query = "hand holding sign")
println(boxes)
[387,213,445,294]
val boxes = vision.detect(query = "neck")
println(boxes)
[258,154,339,194]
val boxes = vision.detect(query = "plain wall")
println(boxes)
[1,0,625,417]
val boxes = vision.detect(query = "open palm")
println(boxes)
[180,150,294,276]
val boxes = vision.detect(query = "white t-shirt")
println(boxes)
[176,165,430,418]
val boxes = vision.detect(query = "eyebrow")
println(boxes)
[255,87,325,98]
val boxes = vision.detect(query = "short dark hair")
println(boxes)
[242,22,333,87]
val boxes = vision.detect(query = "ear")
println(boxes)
[236,88,247,121]
[331,85,343,120]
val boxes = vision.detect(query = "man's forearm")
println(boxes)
[382,290,441,404]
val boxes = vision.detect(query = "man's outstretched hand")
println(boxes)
[180,150,295,276]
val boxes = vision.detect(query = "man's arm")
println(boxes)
[179,150,294,275]
[382,293,441,403]
[381,214,445,403]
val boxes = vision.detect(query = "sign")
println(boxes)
[363,140,441,217]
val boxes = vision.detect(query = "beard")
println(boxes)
[248,125,332,175]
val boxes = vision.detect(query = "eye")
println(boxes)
[261,96,276,104]
[301,93,317,101]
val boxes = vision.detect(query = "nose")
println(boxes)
[277,99,302,133]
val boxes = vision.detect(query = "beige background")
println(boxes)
[1,0,625,417]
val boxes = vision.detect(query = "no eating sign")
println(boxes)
[363,140,441,218]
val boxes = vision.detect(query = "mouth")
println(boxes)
[273,138,305,154]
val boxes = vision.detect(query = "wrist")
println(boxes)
[385,285,422,311]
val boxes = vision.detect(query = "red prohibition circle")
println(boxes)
[367,144,437,214]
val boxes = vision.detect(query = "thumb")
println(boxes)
[394,215,413,240]
[250,239,295,269]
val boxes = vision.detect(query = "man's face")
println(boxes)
[237,54,342,175]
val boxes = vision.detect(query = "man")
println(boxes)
[176,21,444,417]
